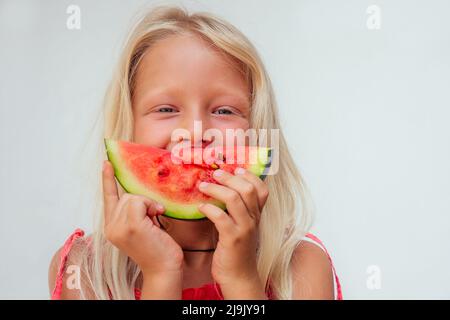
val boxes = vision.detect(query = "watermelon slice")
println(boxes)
[104,139,272,220]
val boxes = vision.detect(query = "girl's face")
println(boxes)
[132,34,251,151]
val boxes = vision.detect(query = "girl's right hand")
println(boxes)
[102,160,184,276]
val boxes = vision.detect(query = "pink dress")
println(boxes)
[51,228,343,300]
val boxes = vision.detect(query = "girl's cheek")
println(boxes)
[133,118,177,148]
[211,117,250,132]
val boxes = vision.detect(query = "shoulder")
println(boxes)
[48,229,94,299]
[290,234,335,300]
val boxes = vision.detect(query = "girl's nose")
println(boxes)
[179,108,213,143]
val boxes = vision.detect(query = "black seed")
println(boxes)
[158,167,170,177]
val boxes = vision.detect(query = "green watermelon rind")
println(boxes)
[247,147,272,179]
[104,139,272,220]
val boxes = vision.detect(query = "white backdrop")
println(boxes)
[1,0,449,299]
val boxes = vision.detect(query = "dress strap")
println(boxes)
[303,233,343,300]
[51,228,85,300]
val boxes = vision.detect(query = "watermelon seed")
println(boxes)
[211,163,219,169]
[158,167,170,177]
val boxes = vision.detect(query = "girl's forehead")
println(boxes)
[132,34,250,102]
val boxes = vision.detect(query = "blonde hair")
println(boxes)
[78,4,314,300]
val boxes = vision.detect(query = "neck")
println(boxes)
[156,215,218,269]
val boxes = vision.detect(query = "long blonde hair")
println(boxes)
[78,4,314,300]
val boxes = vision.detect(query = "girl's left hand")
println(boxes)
[197,167,269,298]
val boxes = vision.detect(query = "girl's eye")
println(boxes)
[157,106,177,113]
[213,108,234,115]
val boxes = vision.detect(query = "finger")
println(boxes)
[124,195,165,226]
[198,181,251,227]
[116,181,126,197]
[233,167,269,209]
[116,193,131,225]
[212,169,260,219]
[102,160,119,226]
[198,203,235,235]
[151,215,162,228]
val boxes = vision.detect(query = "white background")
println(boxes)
[1,0,449,299]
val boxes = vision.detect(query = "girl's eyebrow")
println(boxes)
[135,86,179,107]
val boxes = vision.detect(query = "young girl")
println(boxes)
[48,5,342,300]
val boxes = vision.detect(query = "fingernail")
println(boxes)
[199,181,209,189]
[103,160,108,172]
[235,167,245,175]
[213,169,223,177]
[156,203,165,212]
